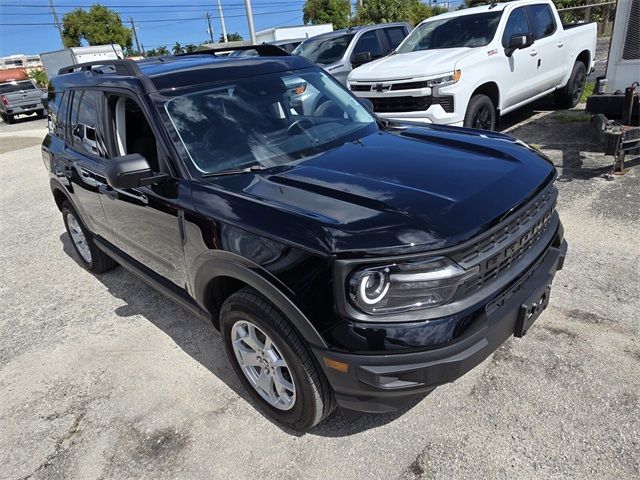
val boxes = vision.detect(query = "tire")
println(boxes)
[463,94,496,130]
[6,114,15,124]
[555,61,586,109]
[220,287,335,430]
[61,200,117,273]
[37,109,45,117]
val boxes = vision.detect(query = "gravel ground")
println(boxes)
[1,99,638,480]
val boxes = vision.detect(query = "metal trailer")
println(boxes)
[40,45,124,79]
[586,0,640,174]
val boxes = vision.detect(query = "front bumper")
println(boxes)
[313,238,567,413]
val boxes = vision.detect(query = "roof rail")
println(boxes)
[58,59,143,76]
[179,44,290,57]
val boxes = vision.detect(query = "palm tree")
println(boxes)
[185,44,198,53]
[156,45,170,56]
[28,69,49,88]
[172,42,184,55]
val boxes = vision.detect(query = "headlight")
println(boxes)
[425,70,461,87]
[348,257,477,315]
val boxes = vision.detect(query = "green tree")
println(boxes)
[62,4,132,49]
[145,48,157,57]
[28,69,49,88]
[221,32,244,42]
[303,0,351,30]
[408,1,447,25]
[184,43,198,53]
[172,42,184,55]
[156,45,170,55]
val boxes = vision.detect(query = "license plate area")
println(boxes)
[514,284,551,337]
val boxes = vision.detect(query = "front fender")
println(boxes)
[192,251,328,349]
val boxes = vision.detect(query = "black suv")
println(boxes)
[43,46,567,430]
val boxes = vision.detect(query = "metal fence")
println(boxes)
[556,0,618,36]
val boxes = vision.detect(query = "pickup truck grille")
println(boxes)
[451,183,558,295]
[370,96,433,113]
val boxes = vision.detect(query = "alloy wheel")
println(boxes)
[231,320,296,410]
[67,213,92,263]
[473,105,493,130]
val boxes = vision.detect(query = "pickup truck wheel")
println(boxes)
[463,94,496,130]
[61,201,117,273]
[6,114,15,124]
[221,287,335,430]
[555,61,586,109]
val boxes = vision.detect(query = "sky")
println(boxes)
[0,0,314,56]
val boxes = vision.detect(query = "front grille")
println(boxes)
[450,184,557,295]
[391,81,429,91]
[350,84,371,92]
[370,96,432,113]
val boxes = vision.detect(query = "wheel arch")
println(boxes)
[193,253,328,349]
[50,178,72,211]
[470,81,501,113]
[576,50,591,71]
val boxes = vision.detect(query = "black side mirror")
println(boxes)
[352,51,372,67]
[359,97,374,112]
[106,153,168,189]
[505,34,532,57]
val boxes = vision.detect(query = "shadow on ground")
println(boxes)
[60,233,423,437]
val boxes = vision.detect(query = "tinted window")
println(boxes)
[69,90,107,157]
[47,90,67,138]
[384,27,408,50]
[353,31,383,58]
[397,11,503,52]
[502,7,531,48]
[293,34,355,65]
[526,4,556,40]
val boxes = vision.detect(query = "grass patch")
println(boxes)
[554,112,590,124]
[580,81,595,103]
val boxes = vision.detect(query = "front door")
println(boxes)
[526,4,566,90]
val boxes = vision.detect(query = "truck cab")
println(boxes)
[348,0,596,130]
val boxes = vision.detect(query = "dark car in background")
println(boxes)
[43,46,567,430]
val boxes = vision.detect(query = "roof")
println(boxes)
[304,22,411,41]
[50,52,315,93]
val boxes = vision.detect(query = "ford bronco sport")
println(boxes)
[42,46,567,430]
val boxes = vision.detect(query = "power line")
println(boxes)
[0,1,301,7]
[0,8,302,26]
[0,3,306,14]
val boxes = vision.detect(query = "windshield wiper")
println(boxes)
[202,164,267,178]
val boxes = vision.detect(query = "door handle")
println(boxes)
[557,41,564,48]
[98,184,118,200]
[530,49,538,56]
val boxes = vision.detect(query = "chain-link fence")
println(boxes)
[556,0,618,36]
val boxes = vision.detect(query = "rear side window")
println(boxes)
[69,90,107,157]
[0,81,35,94]
[526,4,556,40]
[47,90,67,138]
[384,27,408,50]
[353,31,383,59]
[502,7,531,47]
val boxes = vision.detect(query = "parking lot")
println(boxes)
[1,106,638,479]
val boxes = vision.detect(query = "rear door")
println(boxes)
[58,89,113,240]
[526,3,566,90]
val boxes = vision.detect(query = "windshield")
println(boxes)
[164,69,376,175]
[397,11,503,52]
[0,80,36,94]
[292,34,354,65]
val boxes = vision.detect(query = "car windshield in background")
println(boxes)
[164,69,376,175]
[293,34,354,65]
[397,11,503,52]
[0,81,36,93]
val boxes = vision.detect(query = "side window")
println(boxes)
[69,90,107,157]
[107,95,163,173]
[384,27,408,51]
[526,4,556,40]
[47,90,67,138]
[353,31,383,59]
[502,7,531,48]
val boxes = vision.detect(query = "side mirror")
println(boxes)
[106,153,168,189]
[352,51,372,67]
[505,34,532,57]
[359,97,374,112]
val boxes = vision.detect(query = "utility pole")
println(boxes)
[244,0,256,44]
[217,0,228,43]
[49,0,64,46]
[205,12,215,44]
[129,18,142,55]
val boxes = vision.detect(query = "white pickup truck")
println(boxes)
[347,0,597,130]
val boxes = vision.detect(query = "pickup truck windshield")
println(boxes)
[397,11,503,52]
[293,34,354,65]
[0,81,36,94]
[164,69,376,175]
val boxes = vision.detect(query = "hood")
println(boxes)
[193,126,555,256]
[349,48,473,82]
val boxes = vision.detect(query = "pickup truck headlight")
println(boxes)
[426,70,461,87]
[348,257,477,315]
